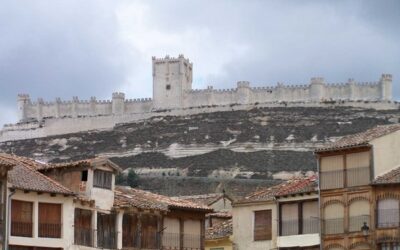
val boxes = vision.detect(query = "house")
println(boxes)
[275,175,319,250]
[176,193,234,250]
[177,193,233,228]
[0,154,212,249]
[315,124,400,249]
[232,175,320,250]
[0,153,75,250]
[0,155,15,250]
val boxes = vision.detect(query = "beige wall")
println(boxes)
[371,130,400,178]
[8,190,75,249]
[232,202,277,250]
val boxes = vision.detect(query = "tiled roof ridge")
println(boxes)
[1,153,73,194]
[373,164,400,184]
[115,186,212,212]
[316,123,400,152]
[43,157,122,172]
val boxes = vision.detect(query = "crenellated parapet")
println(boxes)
[14,55,393,125]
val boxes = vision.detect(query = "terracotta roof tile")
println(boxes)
[237,175,318,203]
[0,154,74,195]
[114,186,213,212]
[173,193,230,206]
[373,166,400,184]
[38,157,122,172]
[316,124,400,152]
[206,219,232,240]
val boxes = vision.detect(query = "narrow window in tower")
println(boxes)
[166,84,171,90]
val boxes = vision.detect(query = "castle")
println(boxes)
[1,55,395,142]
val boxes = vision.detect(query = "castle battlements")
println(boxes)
[4,55,393,141]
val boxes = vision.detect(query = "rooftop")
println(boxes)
[206,219,232,240]
[373,166,400,185]
[114,186,213,212]
[237,175,318,204]
[174,193,231,206]
[315,124,400,152]
[0,154,73,195]
[38,157,122,172]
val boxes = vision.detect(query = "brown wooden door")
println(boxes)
[122,213,138,248]
[74,208,92,246]
[254,210,272,241]
[38,203,61,238]
[11,200,33,237]
[141,214,158,249]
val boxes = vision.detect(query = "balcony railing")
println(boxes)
[302,218,320,234]
[39,223,62,238]
[320,167,370,190]
[280,218,319,236]
[11,221,33,237]
[349,215,370,232]
[162,233,202,250]
[346,167,370,187]
[74,227,94,247]
[378,209,400,228]
[323,218,344,235]
[320,170,344,190]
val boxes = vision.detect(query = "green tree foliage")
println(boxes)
[115,169,139,188]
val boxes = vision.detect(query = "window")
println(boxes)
[280,200,319,236]
[348,200,370,232]
[324,203,344,234]
[93,170,112,189]
[166,84,171,90]
[380,243,400,250]
[378,198,400,228]
[254,210,272,241]
[210,248,224,250]
[11,200,33,237]
[320,151,371,190]
[81,170,88,182]
[39,203,62,238]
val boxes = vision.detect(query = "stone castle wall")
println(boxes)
[3,55,394,142]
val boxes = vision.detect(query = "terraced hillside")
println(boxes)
[1,106,399,198]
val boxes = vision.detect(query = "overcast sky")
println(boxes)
[0,0,399,126]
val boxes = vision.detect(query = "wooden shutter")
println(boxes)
[11,200,33,237]
[39,203,62,238]
[141,214,158,249]
[254,210,272,241]
[122,213,138,248]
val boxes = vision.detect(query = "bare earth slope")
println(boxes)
[1,106,399,198]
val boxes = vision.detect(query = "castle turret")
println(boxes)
[152,54,193,109]
[112,92,125,115]
[237,81,252,104]
[309,77,325,101]
[380,74,392,101]
[17,94,30,121]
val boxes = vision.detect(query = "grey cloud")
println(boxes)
[0,0,399,126]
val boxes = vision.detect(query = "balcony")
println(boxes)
[349,215,370,232]
[74,227,94,247]
[320,167,370,190]
[323,218,344,235]
[11,221,33,237]
[346,167,370,187]
[320,170,344,190]
[280,219,319,236]
[163,233,202,250]
[377,209,400,228]
[39,223,62,238]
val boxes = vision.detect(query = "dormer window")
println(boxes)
[93,170,112,190]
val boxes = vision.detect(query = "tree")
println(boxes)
[115,172,126,185]
[127,169,139,188]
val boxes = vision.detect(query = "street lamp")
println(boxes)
[361,222,369,237]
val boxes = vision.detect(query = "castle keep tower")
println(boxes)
[152,55,193,109]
